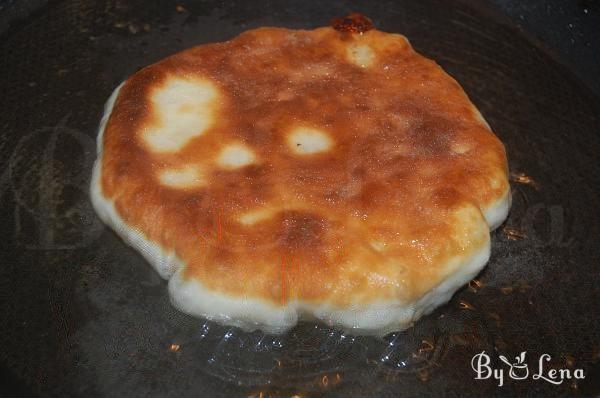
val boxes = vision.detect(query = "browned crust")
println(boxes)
[99,26,508,307]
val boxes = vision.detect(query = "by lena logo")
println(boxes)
[471,351,585,387]
[498,351,529,380]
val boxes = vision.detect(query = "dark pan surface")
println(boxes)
[0,1,599,396]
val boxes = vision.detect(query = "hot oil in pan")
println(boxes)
[161,304,497,390]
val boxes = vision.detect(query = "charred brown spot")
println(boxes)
[330,13,374,33]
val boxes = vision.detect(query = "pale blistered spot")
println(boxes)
[143,77,219,153]
[238,208,275,225]
[287,127,333,155]
[159,165,205,189]
[347,44,375,68]
[451,142,472,154]
[217,143,257,169]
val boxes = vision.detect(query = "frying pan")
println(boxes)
[0,0,599,396]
